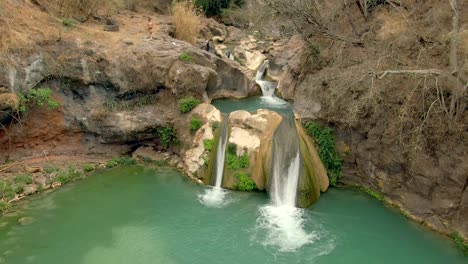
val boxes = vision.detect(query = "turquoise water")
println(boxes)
[0,167,465,263]
[213,96,293,116]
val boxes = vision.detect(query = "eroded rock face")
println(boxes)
[183,104,222,178]
[223,109,283,190]
[268,35,308,100]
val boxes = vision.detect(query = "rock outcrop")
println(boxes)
[222,109,283,190]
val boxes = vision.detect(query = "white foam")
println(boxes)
[198,187,232,208]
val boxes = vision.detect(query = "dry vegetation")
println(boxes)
[171,1,201,45]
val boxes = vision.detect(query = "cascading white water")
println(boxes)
[254,120,316,252]
[199,116,231,208]
[214,116,229,187]
[255,60,276,97]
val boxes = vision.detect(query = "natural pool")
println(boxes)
[0,167,465,264]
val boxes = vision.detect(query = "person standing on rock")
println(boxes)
[147,17,154,40]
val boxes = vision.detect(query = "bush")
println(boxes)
[451,232,468,255]
[303,122,343,186]
[56,166,84,184]
[190,116,203,134]
[211,121,220,132]
[226,152,249,170]
[203,139,214,151]
[14,174,33,185]
[157,127,179,149]
[172,1,201,45]
[178,96,201,113]
[83,164,95,172]
[44,166,59,174]
[62,18,74,28]
[0,180,15,200]
[179,52,192,62]
[235,172,256,191]
[19,87,59,113]
[227,143,237,155]
[195,0,245,17]
[106,156,136,168]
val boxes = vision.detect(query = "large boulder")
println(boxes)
[183,104,222,178]
[268,35,308,99]
[222,109,283,190]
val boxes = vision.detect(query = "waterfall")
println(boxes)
[198,115,231,208]
[214,115,229,187]
[254,119,316,252]
[255,60,276,97]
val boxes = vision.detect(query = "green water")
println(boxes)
[213,96,293,116]
[0,167,465,263]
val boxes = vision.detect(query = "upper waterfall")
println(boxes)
[255,60,276,97]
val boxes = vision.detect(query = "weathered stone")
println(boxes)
[104,24,119,32]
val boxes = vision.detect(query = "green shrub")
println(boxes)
[203,139,214,152]
[226,153,249,170]
[63,18,74,28]
[190,116,203,134]
[178,96,201,113]
[157,127,179,149]
[227,143,237,155]
[0,201,11,214]
[211,121,220,132]
[106,156,136,168]
[44,166,59,174]
[83,164,95,172]
[14,174,33,185]
[179,52,192,62]
[195,0,245,16]
[56,166,84,184]
[235,172,256,191]
[19,87,59,112]
[0,180,15,200]
[451,233,468,255]
[303,122,343,186]
[14,184,24,194]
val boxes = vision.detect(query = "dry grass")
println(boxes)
[0,93,19,111]
[171,1,201,45]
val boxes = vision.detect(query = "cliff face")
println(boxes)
[0,2,256,161]
[280,0,468,237]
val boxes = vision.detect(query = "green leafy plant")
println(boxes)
[0,180,15,200]
[226,153,249,170]
[203,139,214,152]
[157,127,179,149]
[14,174,33,185]
[303,122,343,186]
[195,0,245,16]
[44,165,59,174]
[451,232,468,255]
[106,156,136,168]
[235,172,256,191]
[211,121,220,132]
[0,201,11,214]
[63,18,74,28]
[178,96,201,113]
[83,164,95,172]
[19,88,59,112]
[227,143,237,155]
[179,52,193,62]
[56,165,84,184]
[190,116,203,134]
